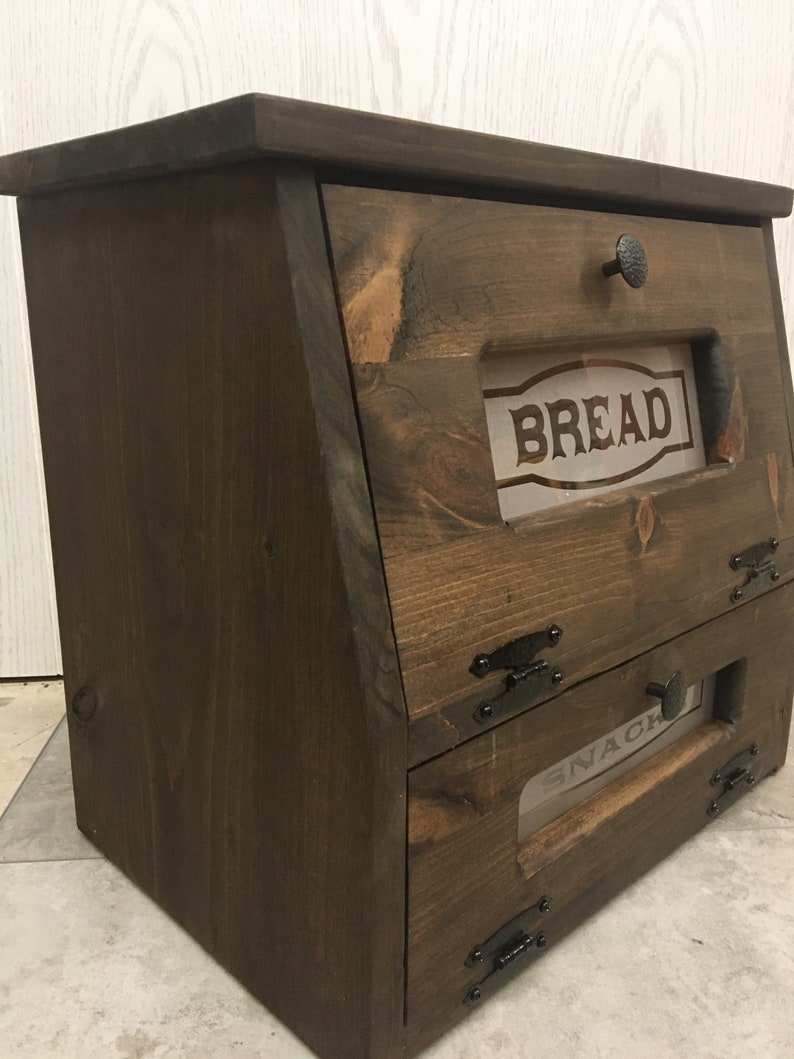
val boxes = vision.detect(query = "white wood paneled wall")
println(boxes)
[1,0,792,676]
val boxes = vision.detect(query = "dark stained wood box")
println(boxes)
[1,96,793,1058]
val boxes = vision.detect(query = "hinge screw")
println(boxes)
[538,896,552,913]
[729,554,743,570]
[547,624,562,645]
[471,655,491,676]
[747,773,756,785]
[551,668,564,685]
[771,537,780,551]
[732,588,743,602]
[712,772,722,785]
[708,801,721,815]
[772,570,781,582]
[469,987,482,1003]
[479,702,493,719]
[470,948,484,964]
[751,744,760,756]
[536,934,548,948]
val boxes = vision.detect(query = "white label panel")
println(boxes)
[481,343,706,519]
[517,676,716,842]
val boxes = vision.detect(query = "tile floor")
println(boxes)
[0,681,65,812]
[1,681,793,1058]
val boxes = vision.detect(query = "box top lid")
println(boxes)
[0,93,790,219]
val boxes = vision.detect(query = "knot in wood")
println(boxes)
[634,496,656,550]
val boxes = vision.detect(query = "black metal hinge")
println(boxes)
[729,538,780,604]
[463,895,552,1005]
[471,625,564,724]
[707,743,761,817]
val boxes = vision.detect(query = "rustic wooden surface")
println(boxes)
[18,162,407,1059]
[0,93,790,219]
[1,1,792,679]
[399,452,793,763]
[763,218,794,466]
[322,187,794,760]
[405,587,794,1053]
[323,186,777,365]
[2,7,792,1051]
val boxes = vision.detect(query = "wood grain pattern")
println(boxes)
[0,108,60,677]
[1,1,792,677]
[17,162,406,1059]
[322,186,794,758]
[405,588,794,1052]
[323,186,777,365]
[0,0,647,155]
[642,0,793,183]
[763,218,794,466]
[0,92,790,217]
[0,6,792,1055]
[640,0,794,368]
[399,453,794,763]
[352,326,787,557]
[272,165,408,1057]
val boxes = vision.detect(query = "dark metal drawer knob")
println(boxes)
[646,670,687,721]
[602,233,648,288]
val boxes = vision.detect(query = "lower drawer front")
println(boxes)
[405,586,794,1052]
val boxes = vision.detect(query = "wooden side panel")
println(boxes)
[323,186,776,365]
[18,163,406,1059]
[405,586,794,1054]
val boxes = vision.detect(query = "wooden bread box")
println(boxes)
[1,96,793,1058]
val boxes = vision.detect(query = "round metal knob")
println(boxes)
[602,233,648,288]
[646,671,687,721]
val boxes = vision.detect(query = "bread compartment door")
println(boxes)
[322,184,794,764]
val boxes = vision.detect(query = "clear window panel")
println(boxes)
[517,676,716,842]
[481,343,706,520]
